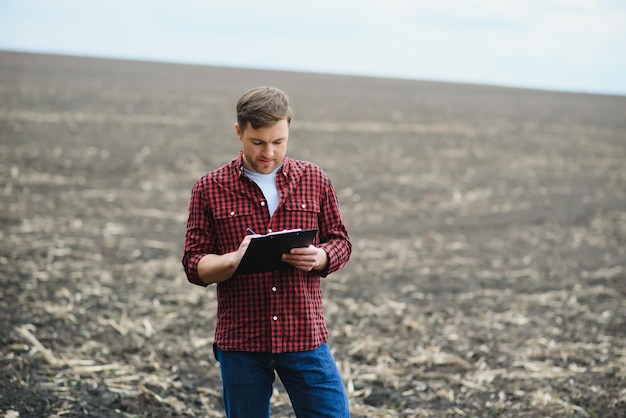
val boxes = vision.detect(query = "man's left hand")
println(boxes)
[282,245,328,272]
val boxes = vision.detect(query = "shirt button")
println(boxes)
[272,286,277,292]
[268,229,272,233]
[261,201,266,206]
[301,204,306,209]
[230,211,235,216]
[272,315,278,321]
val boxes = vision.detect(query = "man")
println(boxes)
[182,86,352,417]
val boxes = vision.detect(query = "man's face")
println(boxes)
[236,119,289,174]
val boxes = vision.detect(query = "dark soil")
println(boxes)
[1,50,625,417]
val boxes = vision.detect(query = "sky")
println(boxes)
[1,0,625,96]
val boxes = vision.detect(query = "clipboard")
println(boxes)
[234,228,319,275]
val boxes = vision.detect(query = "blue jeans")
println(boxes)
[214,343,350,418]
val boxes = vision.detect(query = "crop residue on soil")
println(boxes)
[1,51,625,417]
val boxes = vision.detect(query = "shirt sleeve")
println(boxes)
[182,177,215,287]
[316,173,351,277]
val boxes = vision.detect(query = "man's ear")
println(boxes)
[234,123,242,139]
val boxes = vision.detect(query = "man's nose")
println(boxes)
[262,144,274,156]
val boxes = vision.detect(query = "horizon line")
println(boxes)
[2,47,625,98]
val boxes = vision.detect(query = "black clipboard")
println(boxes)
[234,228,319,275]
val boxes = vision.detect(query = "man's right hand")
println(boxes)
[197,234,256,284]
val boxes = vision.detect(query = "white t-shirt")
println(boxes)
[244,165,281,216]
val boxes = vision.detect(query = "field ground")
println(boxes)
[1,51,625,417]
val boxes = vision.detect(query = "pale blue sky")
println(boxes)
[1,0,625,95]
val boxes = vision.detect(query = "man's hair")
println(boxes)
[236,86,293,132]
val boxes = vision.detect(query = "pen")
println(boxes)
[246,228,257,235]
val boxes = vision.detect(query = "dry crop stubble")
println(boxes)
[1,51,625,417]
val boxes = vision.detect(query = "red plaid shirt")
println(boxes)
[182,153,351,353]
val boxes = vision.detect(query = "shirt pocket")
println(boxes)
[283,199,320,232]
[213,203,255,252]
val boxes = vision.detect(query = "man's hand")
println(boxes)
[235,234,256,261]
[282,245,328,272]
[197,234,257,284]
